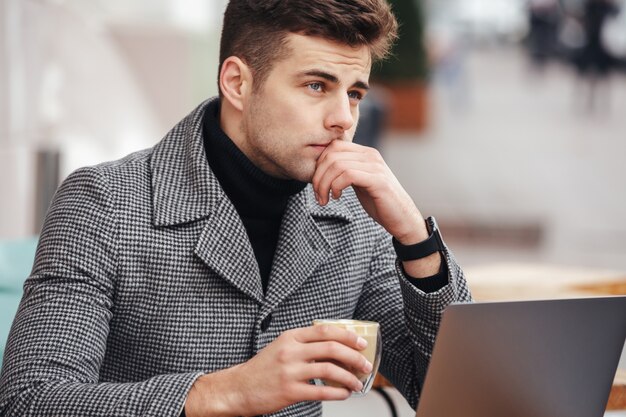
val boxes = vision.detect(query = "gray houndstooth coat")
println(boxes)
[0,99,472,417]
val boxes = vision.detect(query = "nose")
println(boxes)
[324,94,355,134]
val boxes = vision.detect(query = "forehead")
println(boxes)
[278,33,372,78]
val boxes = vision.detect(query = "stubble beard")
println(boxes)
[244,97,320,183]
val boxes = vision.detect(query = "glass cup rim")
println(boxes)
[312,319,379,327]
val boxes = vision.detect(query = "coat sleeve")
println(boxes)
[0,166,202,417]
[353,221,473,410]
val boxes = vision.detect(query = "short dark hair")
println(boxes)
[219,0,398,90]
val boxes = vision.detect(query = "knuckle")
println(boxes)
[326,150,337,162]
[324,153,337,165]
[275,346,290,364]
[326,342,340,357]
[342,170,355,181]
[317,324,332,338]
[326,161,341,175]
[320,362,335,377]
[368,147,382,159]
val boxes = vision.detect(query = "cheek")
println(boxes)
[271,90,321,127]
[275,101,309,129]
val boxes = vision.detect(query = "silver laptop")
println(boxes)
[416,296,626,417]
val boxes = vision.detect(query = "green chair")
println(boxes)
[0,237,38,368]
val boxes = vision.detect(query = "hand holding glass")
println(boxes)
[312,319,381,397]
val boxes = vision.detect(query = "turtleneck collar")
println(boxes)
[202,98,307,219]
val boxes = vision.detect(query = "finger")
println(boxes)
[291,383,353,402]
[316,140,370,168]
[293,325,368,351]
[313,144,386,200]
[298,362,364,393]
[314,161,381,205]
[298,341,372,374]
[329,169,385,200]
[315,144,373,178]
[313,152,364,199]
[314,139,371,175]
[319,138,372,159]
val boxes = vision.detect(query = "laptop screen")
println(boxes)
[416,297,626,417]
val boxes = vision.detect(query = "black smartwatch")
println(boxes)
[392,216,445,261]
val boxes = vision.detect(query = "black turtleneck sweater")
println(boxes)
[203,100,306,292]
[202,99,448,295]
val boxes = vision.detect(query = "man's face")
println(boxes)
[239,33,372,182]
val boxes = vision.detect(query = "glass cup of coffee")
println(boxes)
[312,319,381,397]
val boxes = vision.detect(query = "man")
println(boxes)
[0,1,472,416]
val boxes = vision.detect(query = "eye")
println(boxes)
[348,90,364,101]
[308,82,324,93]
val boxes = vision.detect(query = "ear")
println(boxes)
[219,57,253,112]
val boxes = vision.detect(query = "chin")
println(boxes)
[293,172,315,184]
[287,165,315,183]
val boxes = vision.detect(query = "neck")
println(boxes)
[219,96,249,162]
[204,98,307,217]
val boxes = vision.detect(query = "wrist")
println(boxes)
[393,217,447,279]
[393,215,429,245]
[402,251,442,279]
[393,217,445,261]
[185,366,246,417]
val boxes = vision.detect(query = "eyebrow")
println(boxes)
[300,70,370,91]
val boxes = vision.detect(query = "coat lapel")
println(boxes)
[151,98,263,304]
[194,196,264,304]
[264,188,353,311]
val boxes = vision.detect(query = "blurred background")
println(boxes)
[1,0,626,415]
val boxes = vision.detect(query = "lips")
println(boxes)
[310,138,342,152]
[310,145,328,154]
[310,139,338,148]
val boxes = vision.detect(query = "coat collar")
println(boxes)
[151,97,356,304]
[151,99,222,227]
[150,97,354,227]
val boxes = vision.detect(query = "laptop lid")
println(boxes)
[415,296,626,417]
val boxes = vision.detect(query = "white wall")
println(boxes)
[0,0,223,238]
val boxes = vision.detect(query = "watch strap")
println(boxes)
[392,216,445,261]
